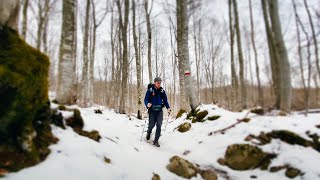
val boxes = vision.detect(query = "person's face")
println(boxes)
[155,81,161,88]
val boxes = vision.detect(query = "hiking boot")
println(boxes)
[153,141,160,147]
[146,132,151,140]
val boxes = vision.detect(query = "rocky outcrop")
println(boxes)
[0,27,57,173]
[218,144,276,170]
[166,156,198,179]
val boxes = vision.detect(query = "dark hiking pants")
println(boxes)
[147,109,163,142]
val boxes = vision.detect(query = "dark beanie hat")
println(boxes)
[154,77,162,82]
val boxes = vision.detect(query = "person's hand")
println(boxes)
[168,108,171,115]
[147,103,152,108]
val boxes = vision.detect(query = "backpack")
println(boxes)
[147,83,165,107]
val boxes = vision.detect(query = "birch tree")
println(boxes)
[80,0,90,106]
[56,0,76,104]
[176,0,199,110]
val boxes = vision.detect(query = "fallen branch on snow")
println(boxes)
[208,111,251,136]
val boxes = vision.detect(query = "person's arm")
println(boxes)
[144,90,150,108]
[162,90,170,109]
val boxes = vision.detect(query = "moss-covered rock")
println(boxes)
[270,165,302,178]
[196,110,208,122]
[269,165,287,173]
[177,122,191,133]
[268,130,313,147]
[250,107,264,115]
[65,109,84,130]
[186,108,200,119]
[76,129,101,142]
[166,155,198,179]
[248,130,320,152]
[191,118,197,123]
[50,109,65,129]
[176,109,186,119]
[94,109,103,114]
[217,158,226,166]
[104,156,111,164]
[58,105,67,111]
[0,27,57,172]
[285,167,301,179]
[51,99,59,104]
[241,118,251,123]
[278,111,287,116]
[207,115,221,121]
[152,173,161,180]
[221,144,276,170]
[199,169,218,180]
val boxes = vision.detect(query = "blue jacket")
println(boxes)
[144,85,170,109]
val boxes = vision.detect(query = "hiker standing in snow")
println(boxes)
[144,77,171,147]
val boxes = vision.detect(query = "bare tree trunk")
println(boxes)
[111,9,115,82]
[132,0,142,119]
[176,0,199,110]
[303,0,320,81]
[249,0,263,107]
[72,0,78,103]
[41,0,51,54]
[293,0,311,115]
[114,24,123,111]
[233,0,247,109]
[228,0,239,110]
[110,5,116,109]
[36,0,44,50]
[261,0,280,109]
[154,31,159,77]
[21,0,29,39]
[269,0,292,112]
[80,0,90,106]
[56,0,76,104]
[117,0,130,114]
[0,0,20,30]
[144,0,153,83]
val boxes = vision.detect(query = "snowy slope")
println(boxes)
[3,104,320,180]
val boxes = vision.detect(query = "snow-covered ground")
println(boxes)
[3,104,320,180]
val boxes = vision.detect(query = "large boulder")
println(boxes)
[0,27,57,172]
[220,144,275,170]
[166,156,198,179]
